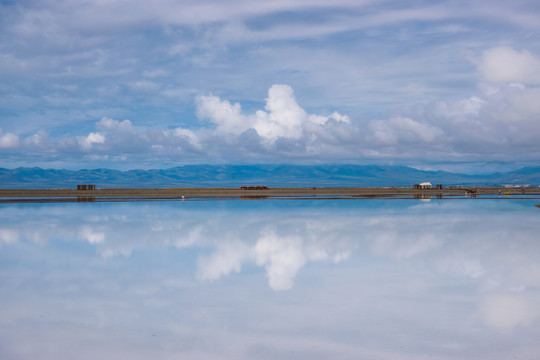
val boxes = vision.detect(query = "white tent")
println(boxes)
[419,182,432,189]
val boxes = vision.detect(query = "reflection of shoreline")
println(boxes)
[1,187,540,203]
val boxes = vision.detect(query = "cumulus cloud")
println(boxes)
[195,95,248,134]
[23,130,50,149]
[196,84,351,144]
[0,129,20,149]
[97,118,135,133]
[171,128,202,150]
[2,74,540,165]
[78,132,105,151]
[2,0,540,169]
[254,84,309,140]
[31,116,202,159]
[176,77,540,161]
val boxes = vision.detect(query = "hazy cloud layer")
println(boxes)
[1,1,540,169]
[3,75,540,166]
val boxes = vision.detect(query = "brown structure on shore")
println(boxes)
[77,184,96,190]
[414,183,443,190]
[240,185,269,190]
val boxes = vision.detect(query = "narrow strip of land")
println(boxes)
[1,187,539,203]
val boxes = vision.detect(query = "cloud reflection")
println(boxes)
[480,293,540,330]
[0,228,19,246]
[197,227,351,291]
[1,200,540,331]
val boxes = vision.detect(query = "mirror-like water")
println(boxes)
[1,199,539,359]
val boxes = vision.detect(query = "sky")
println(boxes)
[1,0,540,172]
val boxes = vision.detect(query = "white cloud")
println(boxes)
[328,111,351,124]
[0,228,19,247]
[254,232,306,291]
[171,128,202,150]
[78,132,105,151]
[2,0,540,169]
[195,95,248,134]
[197,242,251,281]
[79,227,105,245]
[430,97,485,119]
[196,224,353,291]
[478,46,540,85]
[196,84,352,145]
[97,117,134,133]
[254,84,308,140]
[3,71,540,165]
[0,129,20,149]
[23,130,50,149]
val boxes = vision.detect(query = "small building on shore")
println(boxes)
[414,182,432,189]
[77,184,96,190]
[240,185,269,190]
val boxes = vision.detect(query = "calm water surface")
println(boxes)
[1,198,540,359]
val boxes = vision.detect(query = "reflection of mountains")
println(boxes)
[2,202,540,328]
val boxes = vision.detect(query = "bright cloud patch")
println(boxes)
[478,46,540,85]
[196,226,351,291]
[480,294,540,330]
[255,84,310,140]
[195,95,247,134]
[196,84,350,143]
[78,132,105,151]
[79,227,106,245]
[0,129,20,149]
[253,232,306,291]
[97,118,135,133]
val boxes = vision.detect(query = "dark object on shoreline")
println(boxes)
[240,185,269,190]
[536,203,540,208]
[77,184,96,190]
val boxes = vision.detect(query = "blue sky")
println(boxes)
[1,0,540,172]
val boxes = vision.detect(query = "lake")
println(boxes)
[1,198,540,359]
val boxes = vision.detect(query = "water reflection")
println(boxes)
[1,199,540,359]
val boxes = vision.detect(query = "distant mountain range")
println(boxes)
[1,165,539,189]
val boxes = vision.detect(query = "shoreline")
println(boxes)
[1,187,540,203]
